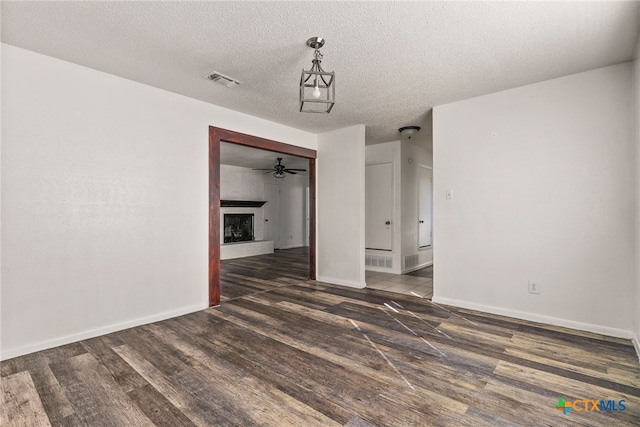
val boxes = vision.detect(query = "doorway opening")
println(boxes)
[209,127,317,307]
[363,142,434,299]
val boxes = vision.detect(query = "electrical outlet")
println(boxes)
[528,280,540,295]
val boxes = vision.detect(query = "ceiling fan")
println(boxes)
[253,157,306,179]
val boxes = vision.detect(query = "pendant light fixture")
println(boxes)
[300,37,335,113]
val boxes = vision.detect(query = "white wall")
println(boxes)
[0,43,3,361]
[317,125,366,288]
[1,44,316,359]
[262,172,308,249]
[220,165,266,242]
[277,174,307,249]
[401,141,433,271]
[221,165,265,200]
[433,63,635,338]
[365,141,402,273]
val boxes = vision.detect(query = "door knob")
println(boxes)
[385,221,391,225]
[419,220,424,223]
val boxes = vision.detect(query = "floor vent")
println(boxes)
[404,254,419,269]
[365,254,393,269]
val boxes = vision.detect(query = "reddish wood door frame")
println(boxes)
[209,126,317,307]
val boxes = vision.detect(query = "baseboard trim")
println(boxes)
[365,266,401,274]
[431,296,634,340]
[317,275,366,289]
[401,261,433,274]
[632,334,640,363]
[1,302,208,361]
[276,244,305,250]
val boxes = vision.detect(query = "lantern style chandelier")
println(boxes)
[300,37,335,113]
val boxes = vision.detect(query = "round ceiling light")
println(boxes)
[399,126,421,139]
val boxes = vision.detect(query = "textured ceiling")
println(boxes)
[221,142,308,171]
[2,1,639,148]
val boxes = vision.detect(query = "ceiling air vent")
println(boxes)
[204,71,241,88]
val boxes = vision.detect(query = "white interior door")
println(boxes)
[264,183,281,248]
[418,165,432,248]
[365,162,393,251]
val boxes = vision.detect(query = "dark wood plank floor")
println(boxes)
[2,248,640,426]
[220,247,310,302]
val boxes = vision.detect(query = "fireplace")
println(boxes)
[224,214,254,243]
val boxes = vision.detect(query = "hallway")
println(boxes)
[221,248,434,301]
[365,265,433,299]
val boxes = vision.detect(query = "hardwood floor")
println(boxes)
[220,247,310,302]
[3,250,640,426]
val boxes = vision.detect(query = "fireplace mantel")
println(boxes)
[220,200,267,208]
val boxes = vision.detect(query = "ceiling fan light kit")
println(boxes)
[300,37,335,113]
[253,158,307,180]
[399,126,421,139]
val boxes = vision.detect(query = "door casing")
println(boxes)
[209,126,317,306]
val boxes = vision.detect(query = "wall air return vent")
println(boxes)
[365,255,393,269]
[204,71,241,88]
[404,254,419,270]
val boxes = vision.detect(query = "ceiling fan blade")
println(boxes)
[252,168,275,171]
[284,168,307,172]
[263,171,274,174]
[285,171,298,175]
